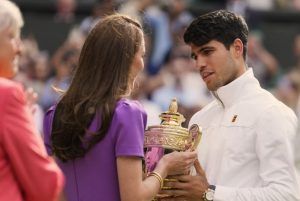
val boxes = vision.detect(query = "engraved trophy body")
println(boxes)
[144,98,202,200]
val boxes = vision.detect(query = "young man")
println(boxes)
[0,1,64,200]
[162,10,300,201]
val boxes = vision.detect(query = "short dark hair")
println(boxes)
[184,10,249,59]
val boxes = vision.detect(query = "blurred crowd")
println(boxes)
[14,0,300,159]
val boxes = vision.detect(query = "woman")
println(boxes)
[44,14,197,201]
[0,1,64,201]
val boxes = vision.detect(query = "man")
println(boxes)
[0,1,64,201]
[162,10,300,201]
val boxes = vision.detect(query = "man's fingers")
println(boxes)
[160,196,187,201]
[166,175,192,182]
[194,159,206,176]
[163,180,186,189]
[160,189,188,197]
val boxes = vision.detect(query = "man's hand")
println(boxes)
[160,162,209,201]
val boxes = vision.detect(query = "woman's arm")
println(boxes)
[117,151,197,201]
[117,156,161,201]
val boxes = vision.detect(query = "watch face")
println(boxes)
[205,190,214,201]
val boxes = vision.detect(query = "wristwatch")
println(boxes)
[202,185,216,201]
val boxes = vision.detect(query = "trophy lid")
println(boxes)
[144,98,189,151]
[159,98,186,126]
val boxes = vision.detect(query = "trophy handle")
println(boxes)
[187,124,202,151]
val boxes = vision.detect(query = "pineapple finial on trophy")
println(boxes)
[159,98,185,126]
[169,98,178,114]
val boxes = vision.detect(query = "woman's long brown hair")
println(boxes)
[51,14,143,162]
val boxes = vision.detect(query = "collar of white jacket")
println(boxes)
[214,68,260,108]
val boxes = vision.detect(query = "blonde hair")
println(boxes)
[0,0,24,34]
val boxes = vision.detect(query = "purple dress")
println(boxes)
[43,98,147,201]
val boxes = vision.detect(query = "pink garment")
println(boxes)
[145,147,164,173]
[0,78,64,201]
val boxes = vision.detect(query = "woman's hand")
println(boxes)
[25,87,38,115]
[158,151,197,175]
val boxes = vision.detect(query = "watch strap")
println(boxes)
[209,185,216,191]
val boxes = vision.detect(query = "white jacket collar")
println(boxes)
[214,68,260,108]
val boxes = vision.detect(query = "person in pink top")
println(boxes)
[0,1,64,201]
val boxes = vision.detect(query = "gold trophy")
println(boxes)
[144,98,202,200]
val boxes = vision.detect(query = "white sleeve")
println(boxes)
[213,105,300,201]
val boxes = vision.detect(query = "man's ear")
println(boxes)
[231,38,244,58]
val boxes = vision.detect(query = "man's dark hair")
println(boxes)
[184,10,249,59]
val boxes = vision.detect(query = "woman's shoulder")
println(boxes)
[116,98,145,113]
[44,104,57,123]
[0,78,25,109]
[0,78,23,94]
[114,98,147,122]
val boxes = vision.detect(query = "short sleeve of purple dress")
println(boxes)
[43,98,147,201]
